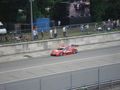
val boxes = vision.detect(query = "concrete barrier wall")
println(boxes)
[1,63,120,90]
[100,63,120,83]
[72,68,98,88]
[0,84,4,90]
[0,32,120,56]
[41,73,71,90]
[5,79,40,90]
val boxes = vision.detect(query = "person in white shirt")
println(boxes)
[63,26,67,37]
[32,26,38,40]
[49,29,53,39]
[58,20,61,26]
[53,27,57,38]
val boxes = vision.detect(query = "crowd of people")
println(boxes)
[0,19,120,42]
[48,26,67,39]
[96,19,120,31]
[31,25,68,40]
[69,0,90,17]
[79,19,120,32]
[32,18,120,41]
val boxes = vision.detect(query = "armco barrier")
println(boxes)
[0,32,120,56]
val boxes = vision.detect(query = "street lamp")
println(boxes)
[29,0,34,39]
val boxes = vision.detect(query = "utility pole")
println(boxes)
[29,0,34,40]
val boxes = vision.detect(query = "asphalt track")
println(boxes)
[0,45,120,72]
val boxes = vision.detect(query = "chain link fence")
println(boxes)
[0,21,120,44]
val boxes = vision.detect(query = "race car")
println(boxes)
[50,45,78,56]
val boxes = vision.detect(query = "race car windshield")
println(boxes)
[57,48,64,50]
[0,25,4,29]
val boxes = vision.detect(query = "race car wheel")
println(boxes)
[76,50,78,53]
[73,51,76,54]
[73,50,78,54]
[60,53,63,56]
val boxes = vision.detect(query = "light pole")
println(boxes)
[29,0,34,39]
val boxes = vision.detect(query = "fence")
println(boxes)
[0,22,120,44]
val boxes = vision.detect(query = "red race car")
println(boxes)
[50,45,78,56]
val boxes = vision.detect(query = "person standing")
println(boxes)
[62,26,67,37]
[49,29,53,39]
[58,20,61,26]
[116,19,120,28]
[41,29,44,39]
[80,24,84,32]
[53,27,57,38]
[32,26,38,40]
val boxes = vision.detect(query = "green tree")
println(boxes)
[91,0,120,21]
[91,0,107,21]
[33,0,63,19]
[105,0,120,19]
[0,0,120,22]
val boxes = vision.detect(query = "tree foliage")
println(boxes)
[0,0,120,22]
[91,0,120,21]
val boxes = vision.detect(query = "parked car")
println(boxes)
[50,45,78,56]
[0,22,7,34]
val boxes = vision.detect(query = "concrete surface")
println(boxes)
[0,46,120,90]
[0,52,120,87]
[0,45,120,72]
[0,50,50,63]
[0,32,120,56]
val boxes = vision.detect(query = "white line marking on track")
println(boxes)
[0,53,120,74]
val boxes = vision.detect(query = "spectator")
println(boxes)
[102,21,107,31]
[97,26,102,31]
[14,23,21,34]
[53,27,57,38]
[32,26,38,40]
[113,20,117,29]
[15,35,21,41]
[94,23,98,31]
[80,24,84,32]
[85,24,89,31]
[116,19,120,28]
[106,19,112,31]
[58,20,61,26]
[5,34,8,41]
[41,29,44,39]
[49,29,53,39]
[84,7,90,16]
[62,26,67,37]
[79,0,85,16]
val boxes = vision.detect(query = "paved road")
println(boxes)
[0,46,120,72]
